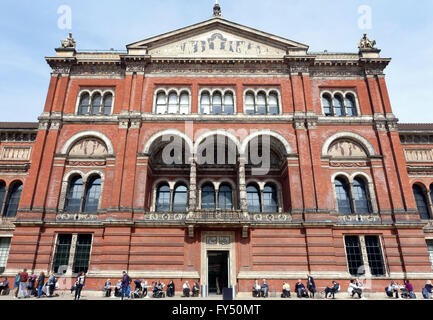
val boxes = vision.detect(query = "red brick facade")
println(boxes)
[1,13,433,295]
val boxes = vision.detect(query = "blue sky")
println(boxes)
[0,0,432,123]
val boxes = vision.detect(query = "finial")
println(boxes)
[60,32,76,49]
[358,33,376,50]
[213,0,221,17]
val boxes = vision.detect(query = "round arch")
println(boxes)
[61,131,114,155]
[240,130,292,156]
[144,129,194,155]
[322,132,376,157]
[193,130,241,155]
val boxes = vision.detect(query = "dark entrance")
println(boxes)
[207,251,229,295]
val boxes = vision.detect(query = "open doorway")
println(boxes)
[207,251,229,295]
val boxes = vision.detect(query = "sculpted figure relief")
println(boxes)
[60,33,76,49]
[358,33,376,49]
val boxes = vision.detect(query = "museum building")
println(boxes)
[1,3,433,295]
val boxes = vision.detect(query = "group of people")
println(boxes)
[6,269,58,299]
[104,272,200,299]
[386,279,433,299]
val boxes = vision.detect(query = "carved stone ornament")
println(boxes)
[125,61,146,73]
[0,147,31,161]
[252,213,292,223]
[404,148,433,162]
[328,139,367,157]
[60,33,76,49]
[69,138,108,157]
[51,62,72,75]
[56,213,98,222]
[338,214,381,224]
[213,1,221,17]
[358,33,376,50]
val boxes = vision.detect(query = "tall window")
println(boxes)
[365,236,386,276]
[83,176,101,213]
[200,91,235,115]
[353,178,371,213]
[168,92,178,114]
[345,236,364,276]
[322,91,359,117]
[0,237,11,274]
[245,92,255,115]
[224,93,234,115]
[218,185,233,210]
[65,176,83,213]
[91,93,102,115]
[4,182,23,218]
[201,184,216,210]
[413,185,430,220]
[212,93,223,115]
[72,234,92,274]
[156,184,171,212]
[78,93,90,115]
[0,181,5,214]
[268,92,279,115]
[179,93,189,115]
[156,92,167,114]
[200,92,211,114]
[247,185,261,213]
[256,92,267,115]
[173,184,188,212]
[333,95,344,117]
[52,234,72,274]
[345,94,357,117]
[244,91,280,115]
[263,184,278,212]
[155,90,190,114]
[77,90,114,116]
[103,93,113,115]
[322,94,332,116]
[335,177,353,214]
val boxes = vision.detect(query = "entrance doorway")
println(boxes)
[207,251,229,295]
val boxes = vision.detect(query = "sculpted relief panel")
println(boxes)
[405,148,433,162]
[149,31,286,58]
[328,140,367,158]
[0,146,31,161]
[69,138,108,157]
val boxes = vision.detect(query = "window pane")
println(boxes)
[4,182,23,218]
[179,93,189,114]
[218,185,232,210]
[200,93,211,114]
[263,185,278,212]
[156,92,167,114]
[268,93,279,115]
[0,238,11,274]
[83,176,101,213]
[103,94,113,115]
[224,93,234,115]
[73,234,92,274]
[202,185,216,210]
[0,182,6,215]
[335,178,353,214]
[345,95,357,117]
[79,94,90,115]
[91,94,102,115]
[53,234,72,274]
[365,236,386,276]
[247,185,261,213]
[65,177,83,213]
[168,93,178,114]
[345,236,364,276]
[353,178,371,213]
[173,185,188,212]
[334,96,344,117]
[156,185,171,212]
[413,185,430,220]
[322,95,332,116]
[257,93,267,115]
[212,93,222,115]
[245,93,255,115]
[426,240,433,270]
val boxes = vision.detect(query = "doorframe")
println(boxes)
[201,231,236,295]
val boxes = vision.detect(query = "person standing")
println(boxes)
[18,268,29,299]
[120,271,131,300]
[47,273,56,297]
[74,272,86,300]
[307,275,316,298]
[13,272,20,298]
[167,280,175,297]
[36,272,45,298]
[261,279,269,298]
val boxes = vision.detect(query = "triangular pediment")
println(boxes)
[127,17,308,58]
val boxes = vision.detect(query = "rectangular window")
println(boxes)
[365,235,386,276]
[72,234,92,274]
[0,238,11,274]
[344,236,364,276]
[426,240,433,270]
[52,234,72,274]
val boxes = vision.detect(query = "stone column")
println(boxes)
[188,157,197,212]
[359,236,372,277]
[65,234,78,276]
[238,157,247,212]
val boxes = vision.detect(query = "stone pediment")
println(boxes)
[127,18,308,59]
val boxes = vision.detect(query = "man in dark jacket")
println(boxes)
[120,271,131,300]
[295,279,308,298]
[307,275,316,298]
[0,277,9,295]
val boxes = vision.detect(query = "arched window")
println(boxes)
[256,92,267,115]
[156,184,171,212]
[345,94,357,117]
[212,92,223,115]
[0,181,5,213]
[78,93,90,115]
[268,92,279,115]
[245,92,255,115]
[263,184,278,212]
[322,94,333,116]
[333,95,344,117]
[335,177,353,214]
[173,184,188,212]
[224,93,234,115]
[168,92,178,114]
[4,182,23,218]
[353,178,371,213]
[102,93,113,116]
[200,92,211,114]
[83,176,101,213]
[156,92,167,114]
[201,184,216,210]
[413,185,430,220]
[218,184,233,210]
[247,185,261,213]
[179,93,189,115]
[91,93,102,115]
[65,176,83,213]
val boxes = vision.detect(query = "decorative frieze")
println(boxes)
[252,213,292,223]
[337,214,381,224]
[404,148,433,162]
[56,213,99,222]
[0,146,31,161]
